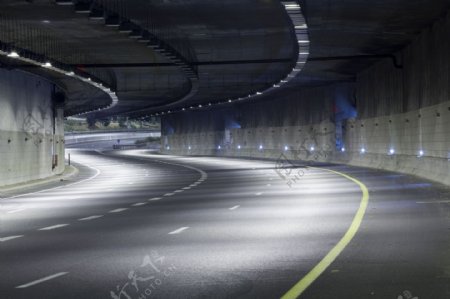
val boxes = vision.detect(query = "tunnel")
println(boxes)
[0,1,449,298]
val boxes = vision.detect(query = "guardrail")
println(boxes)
[65,131,160,145]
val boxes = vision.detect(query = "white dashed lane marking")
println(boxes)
[149,197,162,201]
[78,215,104,221]
[416,200,450,204]
[229,205,240,211]
[108,208,128,213]
[39,224,69,231]
[7,208,26,214]
[0,235,24,242]
[255,192,263,196]
[164,193,175,197]
[16,272,69,289]
[168,227,189,235]
[132,202,147,207]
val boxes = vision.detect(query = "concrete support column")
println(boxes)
[0,69,65,187]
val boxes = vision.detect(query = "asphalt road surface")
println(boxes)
[1,148,449,299]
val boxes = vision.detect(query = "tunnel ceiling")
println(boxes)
[0,0,449,118]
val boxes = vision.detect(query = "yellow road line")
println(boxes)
[281,168,370,299]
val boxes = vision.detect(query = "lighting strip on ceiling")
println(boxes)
[0,48,118,115]
[145,0,309,118]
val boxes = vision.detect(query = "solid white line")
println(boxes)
[109,208,128,213]
[78,215,103,221]
[168,227,189,235]
[39,224,69,231]
[229,205,240,210]
[132,202,147,207]
[149,197,162,201]
[7,208,26,214]
[0,235,24,242]
[16,272,69,289]
[416,200,450,204]
[164,193,175,197]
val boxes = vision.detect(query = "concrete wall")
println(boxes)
[161,12,450,185]
[0,69,65,187]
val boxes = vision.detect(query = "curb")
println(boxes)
[0,165,79,195]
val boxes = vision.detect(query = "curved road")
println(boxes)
[0,149,449,299]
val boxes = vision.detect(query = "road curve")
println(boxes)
[0,149,449,299]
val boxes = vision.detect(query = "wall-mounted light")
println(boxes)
[341,147,346,152]
[360,148,366,154]
[418,150,424,157]
[237,145,241,150]
[389,148,395,155]
[7,51,19,58]
[310,146,315,151]
[284,145,289,151]
[188,146,191,150]
[259,145,263,150]
[218,145,221,150]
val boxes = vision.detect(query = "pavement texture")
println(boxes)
[0,149,449,299]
